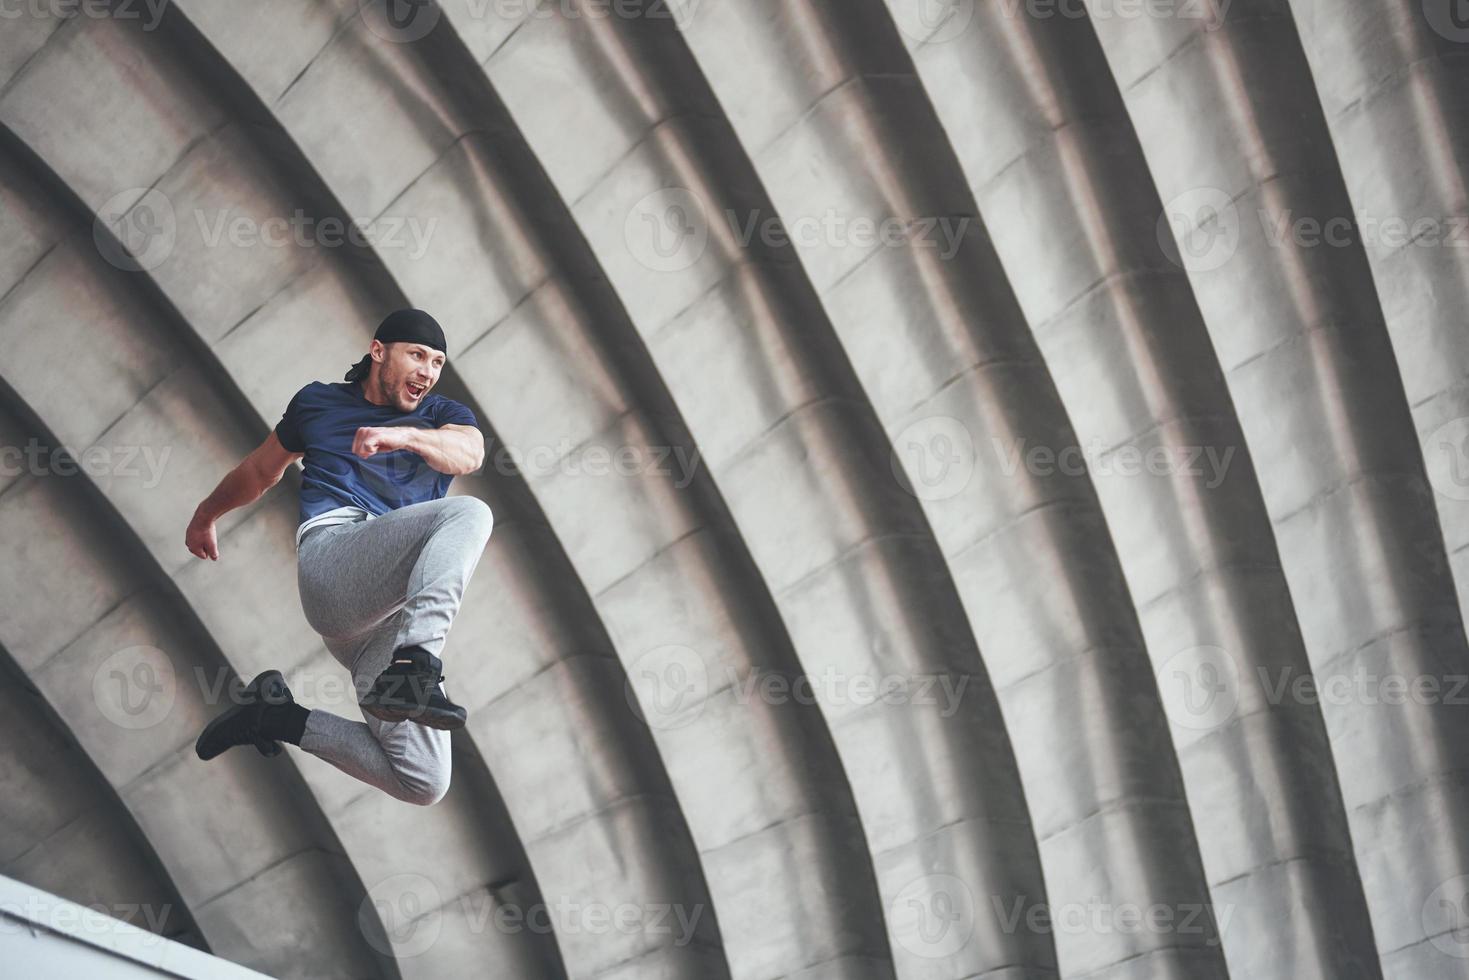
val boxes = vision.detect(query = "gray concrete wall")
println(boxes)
[1,1,1467,978]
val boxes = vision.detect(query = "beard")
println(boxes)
[375,368,428,412]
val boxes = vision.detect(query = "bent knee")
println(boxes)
[445,495,493,540]
[394,770,451,807]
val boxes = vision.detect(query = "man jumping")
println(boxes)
[185,309,493,806]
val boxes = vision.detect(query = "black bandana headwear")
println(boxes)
[345,309,448,383]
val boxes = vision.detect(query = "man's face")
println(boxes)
[371,340,444,411]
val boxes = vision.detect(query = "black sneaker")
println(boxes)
[195,670,292,761]
[360,646,467,731]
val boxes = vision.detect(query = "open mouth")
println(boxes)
[406,381,427,399]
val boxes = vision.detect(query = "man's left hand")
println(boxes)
[353,426,414,459]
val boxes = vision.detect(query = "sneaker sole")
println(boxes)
[195,670,286,761]
[361,700,467,731]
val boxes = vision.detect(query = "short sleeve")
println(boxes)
[434,397,478,429]
[274,387,307,453]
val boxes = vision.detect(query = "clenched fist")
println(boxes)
[352,426,414,459]
[186,512,219,561]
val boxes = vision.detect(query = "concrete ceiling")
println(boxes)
[2,1,1468,978]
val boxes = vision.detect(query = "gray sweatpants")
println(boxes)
[294,495,494,806]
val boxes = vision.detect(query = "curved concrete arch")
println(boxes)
[0,634,205,951]
[4,3,728,975]
[8,3,1469,979]
[0,141,392,980]
[0,39,563,976]
[1082,3,1469,976]
[670,2,1225,977]
[155,4,896,977]
[0,384,387,980]
[452,4,1057,978]
[883,3,1380,977]
[144,5,736,977]
[1290,1,1469,670]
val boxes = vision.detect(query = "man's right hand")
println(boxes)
[186,512,219,561]
[185,431,304,563]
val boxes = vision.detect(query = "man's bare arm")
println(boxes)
[353,423,484,476]
[186,431,303,560]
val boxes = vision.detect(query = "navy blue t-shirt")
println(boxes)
[274,380,478,526]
